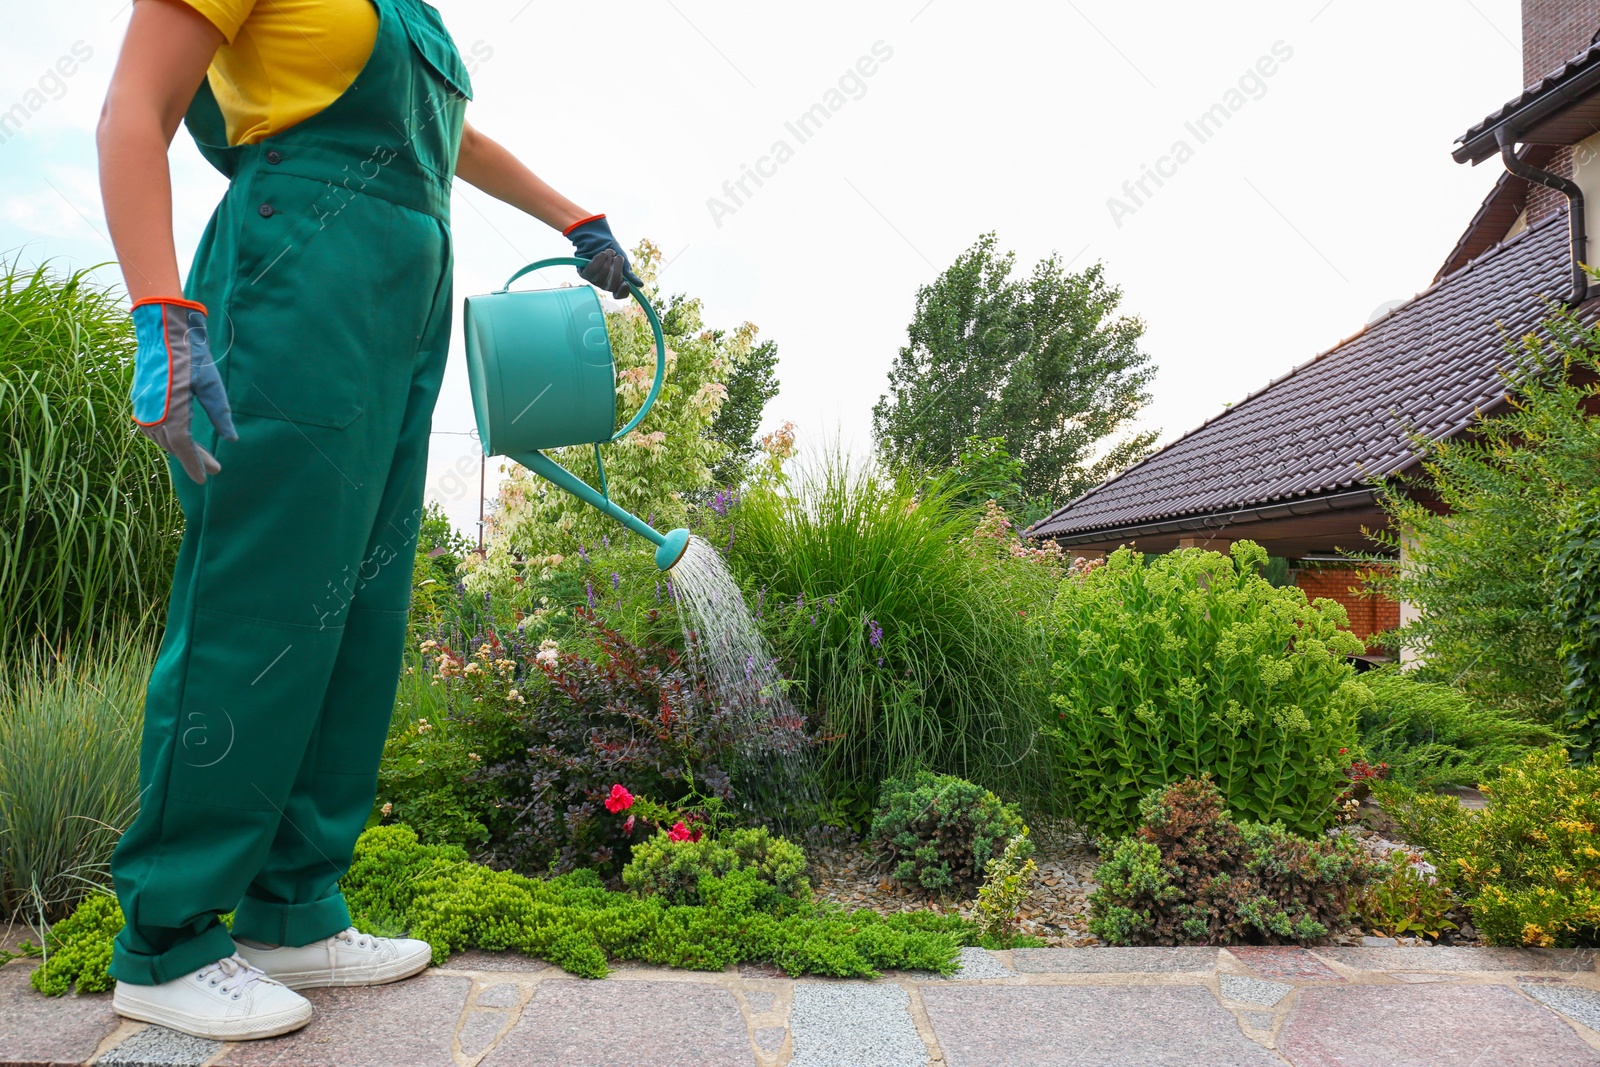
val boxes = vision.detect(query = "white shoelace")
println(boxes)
[197,954,267,998]
[334,927,378,950]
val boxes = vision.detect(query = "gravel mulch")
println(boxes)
[806,822,1103,947]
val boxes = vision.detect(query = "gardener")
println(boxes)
[97,0,639,1041]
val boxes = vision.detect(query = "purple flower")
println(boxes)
[602,534,610,548]
[795,592,804,610]
[655,581,662,604]
[868,619,883,648]
[578,545,591,563]
[585,580,595,608]
[611,572,621,591]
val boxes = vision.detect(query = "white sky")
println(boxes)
[2,0,1527,539]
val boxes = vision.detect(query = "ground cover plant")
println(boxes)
[724,453,1058,825]
[0,262,180,650]
[1088,777,1378,946]
[27,824,973,994]
[1047,541,1365,836]
[1368,314,1600,725]
[0,627,150,923]
[1378,747,1599,947]
[870,771,1028,895]
[1356,668,1558,790]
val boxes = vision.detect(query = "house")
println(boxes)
[1026,0,1600,655]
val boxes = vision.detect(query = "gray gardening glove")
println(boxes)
[130,297,238,484]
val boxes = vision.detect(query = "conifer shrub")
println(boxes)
[870,772,1028,895]
[621,826,810,907]
[1356,668,1557,789]
[1088,777,1378,946]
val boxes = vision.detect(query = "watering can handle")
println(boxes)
[494,256,668,443]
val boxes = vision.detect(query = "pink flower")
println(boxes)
[622,815,636,836]
[668,821,692,842]
[604,784,634,814]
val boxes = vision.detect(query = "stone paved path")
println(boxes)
[4,946,1599,1066]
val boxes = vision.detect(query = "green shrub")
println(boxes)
[0,629,149,922]
[1088,777,1378,946]
[1356,668,1559,789]
[1378,747,1600,947]
[1048,542,1366,836]
[1368,314,1600,722]
[973,829,1037,943]
[0,261,181,649]
[621,826,809,907]
[725,454,1057,821]
[1550,487,1600,758]
[870,772,1027,895]
[26,892,122,996]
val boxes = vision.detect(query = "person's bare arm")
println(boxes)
[454,122,592,232]
[98,0,223,302]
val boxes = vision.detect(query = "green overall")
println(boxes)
[110,0,470,985]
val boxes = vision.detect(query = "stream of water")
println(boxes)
[666,535,821,827]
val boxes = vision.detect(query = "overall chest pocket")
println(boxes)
[394,0,474,100]
[211,170,382,431]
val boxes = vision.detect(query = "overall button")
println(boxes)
[264,150,282,164]
[258,204,275,218]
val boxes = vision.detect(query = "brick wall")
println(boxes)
[1524,0,1600,87]
[1294,566,1400,653]
[1525,144,1577,225]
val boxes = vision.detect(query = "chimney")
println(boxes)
[1523,0,1600,87]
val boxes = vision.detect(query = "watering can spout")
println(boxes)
[516,451,691,571]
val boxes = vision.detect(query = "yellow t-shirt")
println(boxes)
[176,0,379,146]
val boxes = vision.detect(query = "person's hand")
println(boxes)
[564,214,643,299]
[130,297,238,484]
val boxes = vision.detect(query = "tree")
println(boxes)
[706,337,780,489]
[872,233,1157,502]
[1368,310,1600,725]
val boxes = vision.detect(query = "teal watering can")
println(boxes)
[462,257,692,571]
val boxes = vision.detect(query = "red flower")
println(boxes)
[604,784,634,813]
[668,821,692,842]
[622,815,636,836]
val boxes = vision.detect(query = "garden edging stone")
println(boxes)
[10,946,1600,1066]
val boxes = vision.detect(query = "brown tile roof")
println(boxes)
[1455,39,1600,164]
[1028,209,1583,543]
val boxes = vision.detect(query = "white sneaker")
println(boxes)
[113,953,312,1041]
[235,927,432,990]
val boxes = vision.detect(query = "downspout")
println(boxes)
[1497,128,1590,305]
